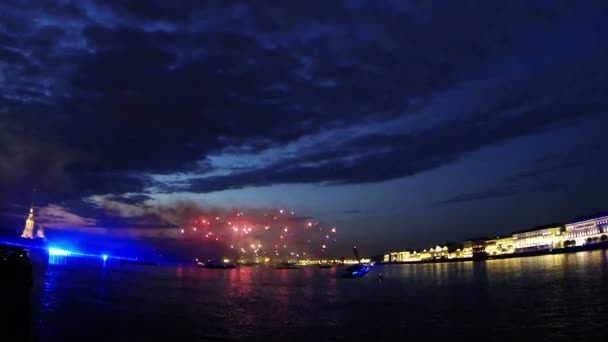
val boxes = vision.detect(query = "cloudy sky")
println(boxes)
[1,0,607,256]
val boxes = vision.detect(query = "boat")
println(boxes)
[341,246,370,278]
[197,260,236,269]
[318,263,334,269]
[342,264,370,278]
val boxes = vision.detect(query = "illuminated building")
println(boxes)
[429,246,448,259]
[384,251,411,262]
[384,250,428,262]
[484,239,497,255]
[564,216,608,246]
[496,236,514,254]
[418,249,432,260]
[512,226,563,252]
[462,241,473,258]
[21,208,35,239]
[390,252,399,261]
[463,239,486,258]
[485,237,514,255]
[383,215,608,263]
[449,249,463,259]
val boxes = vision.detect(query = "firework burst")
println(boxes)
[178,207,337,259]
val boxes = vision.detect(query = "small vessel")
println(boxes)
[275,262,298,269]
[318,263,334,269]
[197,260,236,269]
[342,264,370,278]
[341,246,370,278]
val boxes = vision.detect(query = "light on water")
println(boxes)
[48,247,71,256]
[29,251,608,341]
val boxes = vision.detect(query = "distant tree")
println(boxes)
[592,237,600,242]
[601,235,607,242]
[587,237,593,244]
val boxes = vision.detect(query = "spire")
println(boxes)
[21,207,35,239]
[20,187,37,239]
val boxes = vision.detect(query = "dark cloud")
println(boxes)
[435,142,608,206]
[505,143,608,183]
[0,0,607,233]
[433,182,563,206]
[103,194,153,206]
[182,51,608,192]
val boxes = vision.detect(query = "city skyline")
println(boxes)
[1,1,608,256]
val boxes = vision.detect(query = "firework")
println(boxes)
[178,207,337,259]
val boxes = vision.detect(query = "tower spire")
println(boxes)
[20,186,37,239]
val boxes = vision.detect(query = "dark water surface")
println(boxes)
[29,251,608,341]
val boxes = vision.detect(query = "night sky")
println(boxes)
[1,1,607,256]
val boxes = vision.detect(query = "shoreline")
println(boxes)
[381,241,608,265]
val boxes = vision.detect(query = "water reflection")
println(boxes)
[175,265,184,290]
[26,251,608,341]
[47,254,67,265]
[35,262,61,340]
[96,262,106,305]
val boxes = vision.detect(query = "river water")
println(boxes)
[28,250,608,341]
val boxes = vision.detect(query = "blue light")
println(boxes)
[48,247,71,256]
[43,244,139,263]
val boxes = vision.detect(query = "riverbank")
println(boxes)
[381,241,608,265]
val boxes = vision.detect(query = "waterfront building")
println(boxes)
[384,251,415,262]
[398,251,410,261]
[418,249,432,260]
[408,251,423,261]
[512,226,563,252]
[496,236,514,254]
[564,216,608,246]
[429,246,448,259]
[384,252,403,262]
[463,241,473,258]
[390,252,399,262]
[484,239,497,255]
[485,237,514,255]
[463,239,487,258]
[449,249,463,259]
[383,216,608,262]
